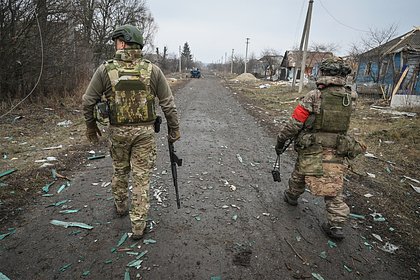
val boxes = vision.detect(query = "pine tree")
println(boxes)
[181,42,193,69]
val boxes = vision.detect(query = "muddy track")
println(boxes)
[0,74,416,279]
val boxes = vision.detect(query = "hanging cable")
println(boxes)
[293,0,307,48]
[318,0,369,33]
[0,7,44,119]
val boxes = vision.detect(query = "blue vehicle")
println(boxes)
[190,68,201,78]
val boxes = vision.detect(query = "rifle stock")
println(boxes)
[168,141,182,208]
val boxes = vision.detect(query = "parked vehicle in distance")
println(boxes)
[190,68,201,78]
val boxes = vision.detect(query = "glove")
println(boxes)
[86,122,102,143]
[275,140,286,155]
[168,128,180,143]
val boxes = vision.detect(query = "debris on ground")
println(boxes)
[312,272,325,280]
[0,169,17,178]
[0,272,11,279]
[124,269,130,280]
[380,242,399,254]
[59,209,80,214]
[236,154,243,163]
[0,228,16,240]
[88,154,106,160]
[370,212,386,222]
[59,263,72,272]
[319,251,327,259]
[126,259,143,269]
[327,240,337,248]
[42,145,63,150]
[349,213,365,220]
[42,182,55,193]
[117,233,129,247]
[47,199,68,207]
[343,264,352,272]
[57,120,73,127]
[370,106,417,117]
[50,220,94,230]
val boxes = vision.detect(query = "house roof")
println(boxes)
[281,51,333,68]
[362,27,420,57]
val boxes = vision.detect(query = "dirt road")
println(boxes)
[0,74,415,279]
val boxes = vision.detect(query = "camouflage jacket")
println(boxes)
[277,88,322,143]
[277,76,350,143]
[82,50,179,130]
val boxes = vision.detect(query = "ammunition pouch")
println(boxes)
[336,134,364,159]
[297,143,323,176]
[314,132,338,148]
[295,133,316,150]
[93,101,110,125]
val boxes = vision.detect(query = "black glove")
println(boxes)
[275,140,286,155]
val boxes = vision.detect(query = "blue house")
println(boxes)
[355,27,420,106]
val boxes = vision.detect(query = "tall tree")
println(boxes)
[181,42,193,70]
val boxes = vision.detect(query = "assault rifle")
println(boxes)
[168,139,182,209]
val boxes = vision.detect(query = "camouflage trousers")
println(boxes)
[286,160,350,227]
[109,125,156,233]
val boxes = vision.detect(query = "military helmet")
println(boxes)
[319,57,351,77]
[111,24,144,48]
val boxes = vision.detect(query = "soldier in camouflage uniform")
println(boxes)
[276,57,365,240]
[82,25,180,240]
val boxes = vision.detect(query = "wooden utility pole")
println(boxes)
[298,0,314,93]
[244,38,250,73]
[292,0,314,92]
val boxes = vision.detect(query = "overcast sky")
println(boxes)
[147,0,419,63]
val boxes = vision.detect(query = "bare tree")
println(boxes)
[0,0,158,106]
[361,25,398,51]
[260,49,281,79]
[310,42,339,53]
[351,24,398,82]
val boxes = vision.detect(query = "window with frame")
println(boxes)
[380,60,388,77]
[364,61,372,76]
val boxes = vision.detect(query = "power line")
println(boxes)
[294,0,307,48]
[1,7,44,119]
[318,0,369,33]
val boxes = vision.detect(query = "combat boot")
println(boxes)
[114,200,128,217]
[283,190,298,206]
[131,224,145,240]
[321,222,345,240]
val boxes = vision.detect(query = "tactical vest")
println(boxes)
[104,58,155,125]
[297,87,356,176]
[313,87,352,133]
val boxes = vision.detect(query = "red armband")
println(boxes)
[291,105,310,123]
